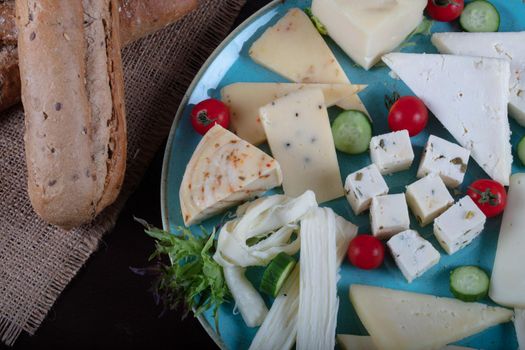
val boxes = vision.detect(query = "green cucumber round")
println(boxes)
[260,253,296,297]
[517,136,525,166]
[331,110,372,155]
[450,266,490,302]
[460,1,500,32]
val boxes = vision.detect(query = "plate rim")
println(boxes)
[160,1,281,348]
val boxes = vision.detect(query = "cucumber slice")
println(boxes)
[450,266,490,302]
[518,136,525,166]
[332,110,372,155]
[460,1,500,32]
[260,253,296,297]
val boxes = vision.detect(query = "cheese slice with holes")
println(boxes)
[260,89,344,203]
[382,53,512,185]
[222,82,365,145]
[179,125,282,226]
[350,284,513,350]
[249,8,368,114]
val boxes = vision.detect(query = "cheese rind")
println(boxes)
[260,89,344,203]
[382,53,512,185]
[406,174,454,227]
[417,135,470,188]
[222,83,364,145]
[387,230,440,283]
[312,0,426,70]
[249,8,368,114]
[490,173,525,308]
[179,125,282,226]
[432,32,525,126]
[370,130,414,175]
[434,196,486,255]
[349,284,513,350]
[344,164,389,215]
[370,194,410,240]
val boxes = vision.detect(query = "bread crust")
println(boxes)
[16,0,126,229]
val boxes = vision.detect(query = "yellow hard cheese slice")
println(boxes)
[260,89,344,203]
[179,125,282,226]
[350,284,513,350]
[249,8,368,114]
[222,82,365,145]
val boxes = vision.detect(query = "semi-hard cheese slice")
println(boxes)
[336,335,475,350]
[222,82,365,145]
[249,8,368,114]
[260,89,344,203]
[490,173,525,307]
[350,284,513,350]
[432,32,525,126]
[383,53,512,185]
[179,124,282,226]
[312,0,426,70]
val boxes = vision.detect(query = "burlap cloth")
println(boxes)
[0,0,246,345]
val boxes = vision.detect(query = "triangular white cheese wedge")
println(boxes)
[350,285,513,350]
[249,8,368,114]
[432,32,525,126]
[179,125,282,226]
[222,82,366,145]
[336,335,476,350]
[383,53,512,185]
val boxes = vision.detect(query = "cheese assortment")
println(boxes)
[417,135,470,188]
[171,2,525,348]
[387,230,440,283]
[311,0,427,70]
[405,174,454,227]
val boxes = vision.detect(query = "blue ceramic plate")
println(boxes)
[161,1,525,349]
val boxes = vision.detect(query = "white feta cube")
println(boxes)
[417,135,471,188]
[344,164,389,215]
[434,196,486,255]
[370,194,410,239]
[370,130,414,174]
[406,174,454,227]
[387,230,440,283]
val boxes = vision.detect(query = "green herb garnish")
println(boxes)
[304,8,328,35]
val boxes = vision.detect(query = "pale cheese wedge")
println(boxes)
[336,335,476,350]
[260,89,344,203]
[350,284,513,350]
[382,53,512,185]
[179,124,282,226]
[222,82,365,145]
[249,8,368,114]
[432,32,525,126]
[490,173,525,307]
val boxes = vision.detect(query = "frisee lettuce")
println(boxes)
[136,218,229,334]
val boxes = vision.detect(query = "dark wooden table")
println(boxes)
[4,1,270,349]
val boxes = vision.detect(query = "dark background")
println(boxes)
[3,1,270,349]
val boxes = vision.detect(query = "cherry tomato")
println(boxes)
[467,179,507,218]
[426,0,464,22]
[388,96,429,137]
[347,235,385,270]
[190,98,230,135]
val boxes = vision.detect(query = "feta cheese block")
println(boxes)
[249,8,368,114]
[370,194,410,240]
[418,135,470,188]
[382,53,512,185]
[434,196,486,255]
[490,173,525,308]
[179,124,283,226]
[260,89,344,203]
[406,174,454,227]
[349,284,513,350]
[221,82,365,145]
[337,335,475,350]
[387,230,440,283]
[370,130,414,174]
[516,308,525,350]
[344,164,389,215]
[311,0,426,70]
[432,32,525,126]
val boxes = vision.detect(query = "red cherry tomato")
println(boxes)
[190,98,230,135]
[426,0,464,22]
[388,96,429,137]
[347,235,385,270]
[467,179,507,218]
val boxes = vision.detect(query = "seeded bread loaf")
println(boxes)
[16,0,127,229]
